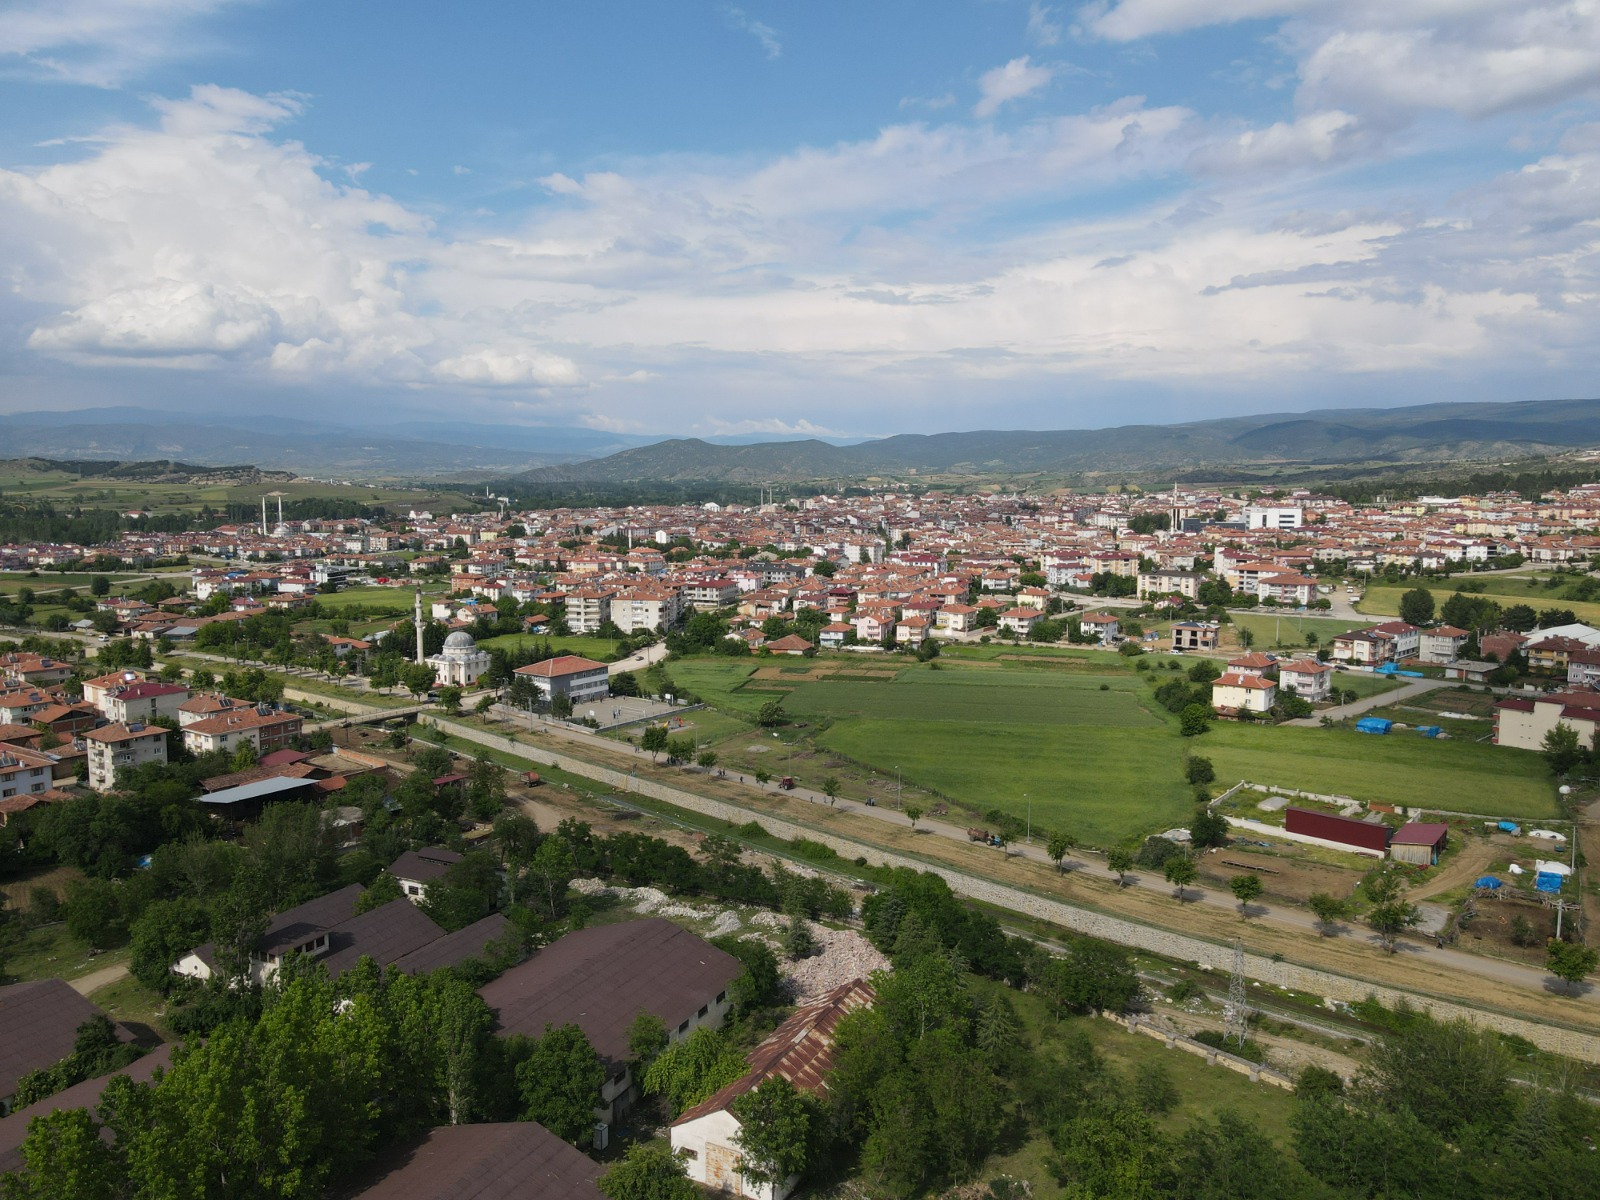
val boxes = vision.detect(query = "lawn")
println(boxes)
[88,975,173,1042]
[5,923,128,983]
[783,669,1162,728]
[477,633,625,662]
[1202,722,1559,819]
[1360,584,1600,626]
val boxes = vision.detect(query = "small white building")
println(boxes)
[672,980,875,1200]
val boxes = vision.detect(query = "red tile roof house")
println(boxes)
[478,918,741,1127]
[671,980,875,1200]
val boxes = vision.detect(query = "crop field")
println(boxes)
[1202,723,1559,819]
[782,669,1162,728]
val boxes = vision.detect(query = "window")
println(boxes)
[716,990,727,1004]
[697,1004,708,1018]
[678,1019,689,1034]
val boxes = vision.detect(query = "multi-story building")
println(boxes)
[181,708,303,758]
[0,743,55,802]
[563,588,615,634]
[84,723,168,791]
[513,656,611,707]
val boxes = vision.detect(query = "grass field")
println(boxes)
[1360,583,1600,626]
[1202,723,1559,818]
[313,584,445,613]
[478,633,625,661]
[1227,612,1370,650]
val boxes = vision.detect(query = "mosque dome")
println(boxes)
[442,630,477,653]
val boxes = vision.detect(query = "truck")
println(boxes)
[779,776,796,790]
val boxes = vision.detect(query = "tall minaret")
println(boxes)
[414,588,426,664]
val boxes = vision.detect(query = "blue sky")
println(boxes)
[2,1,1600,439]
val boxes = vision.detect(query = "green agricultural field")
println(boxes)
[818,717,1189,846]
[1360,584,1600,626]
[313,584,443,613]
[667,660,767,715]
[477,633,626,662]
[1202,723,1559,819]
[1226,611,1369,650]
[784,669,1161,728]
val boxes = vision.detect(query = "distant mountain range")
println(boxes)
[0,407,872,477]
[510,398,1600,485]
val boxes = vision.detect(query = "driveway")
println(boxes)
[1285,677,1452,726]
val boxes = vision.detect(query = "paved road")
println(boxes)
[609,641,669,676]
[467,712,1596,1009]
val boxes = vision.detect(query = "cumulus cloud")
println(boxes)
[1086,1,1600,121]
[975,56,1055,118]
[0,85,582,392]
[6,79,1600,428]
[0,0,251,86]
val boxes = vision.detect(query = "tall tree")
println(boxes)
[516,1023,605,1146]
[732,1076,819,1189]
[1398,587,1435,626]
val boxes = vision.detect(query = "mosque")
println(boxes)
[427,629,491,688]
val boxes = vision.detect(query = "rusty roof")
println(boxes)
[672,978,876,1126]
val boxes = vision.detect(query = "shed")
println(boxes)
[1283,807,1391,855]
[1389,822,1449,866]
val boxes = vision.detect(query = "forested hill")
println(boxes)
[512,397,1600,484]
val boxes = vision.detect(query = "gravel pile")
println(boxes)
[783,925,890,1003]
[707,911,743,937]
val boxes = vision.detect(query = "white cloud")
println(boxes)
[1188,109,1365,173]
[0,0,252,87]
[7,82,1600,429]
[1028,3,1064,46]
[724,6,781,59]
[1086,2,1600,121]
[975,56,1055,118]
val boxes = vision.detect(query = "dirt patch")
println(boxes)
[1455,893,1562,965]
[1409,838,1498,901]
[1197,847,1365,903]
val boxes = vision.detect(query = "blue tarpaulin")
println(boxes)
[1474,876,1502,889]
[1357,717,1392,734]
[1414,725,1442,738]
[1535,872,1565,893]
[1497,820,1520,833]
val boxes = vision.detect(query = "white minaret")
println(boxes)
[414,588,426,664]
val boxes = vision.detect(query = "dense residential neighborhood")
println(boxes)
[1,475,1599,1199]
